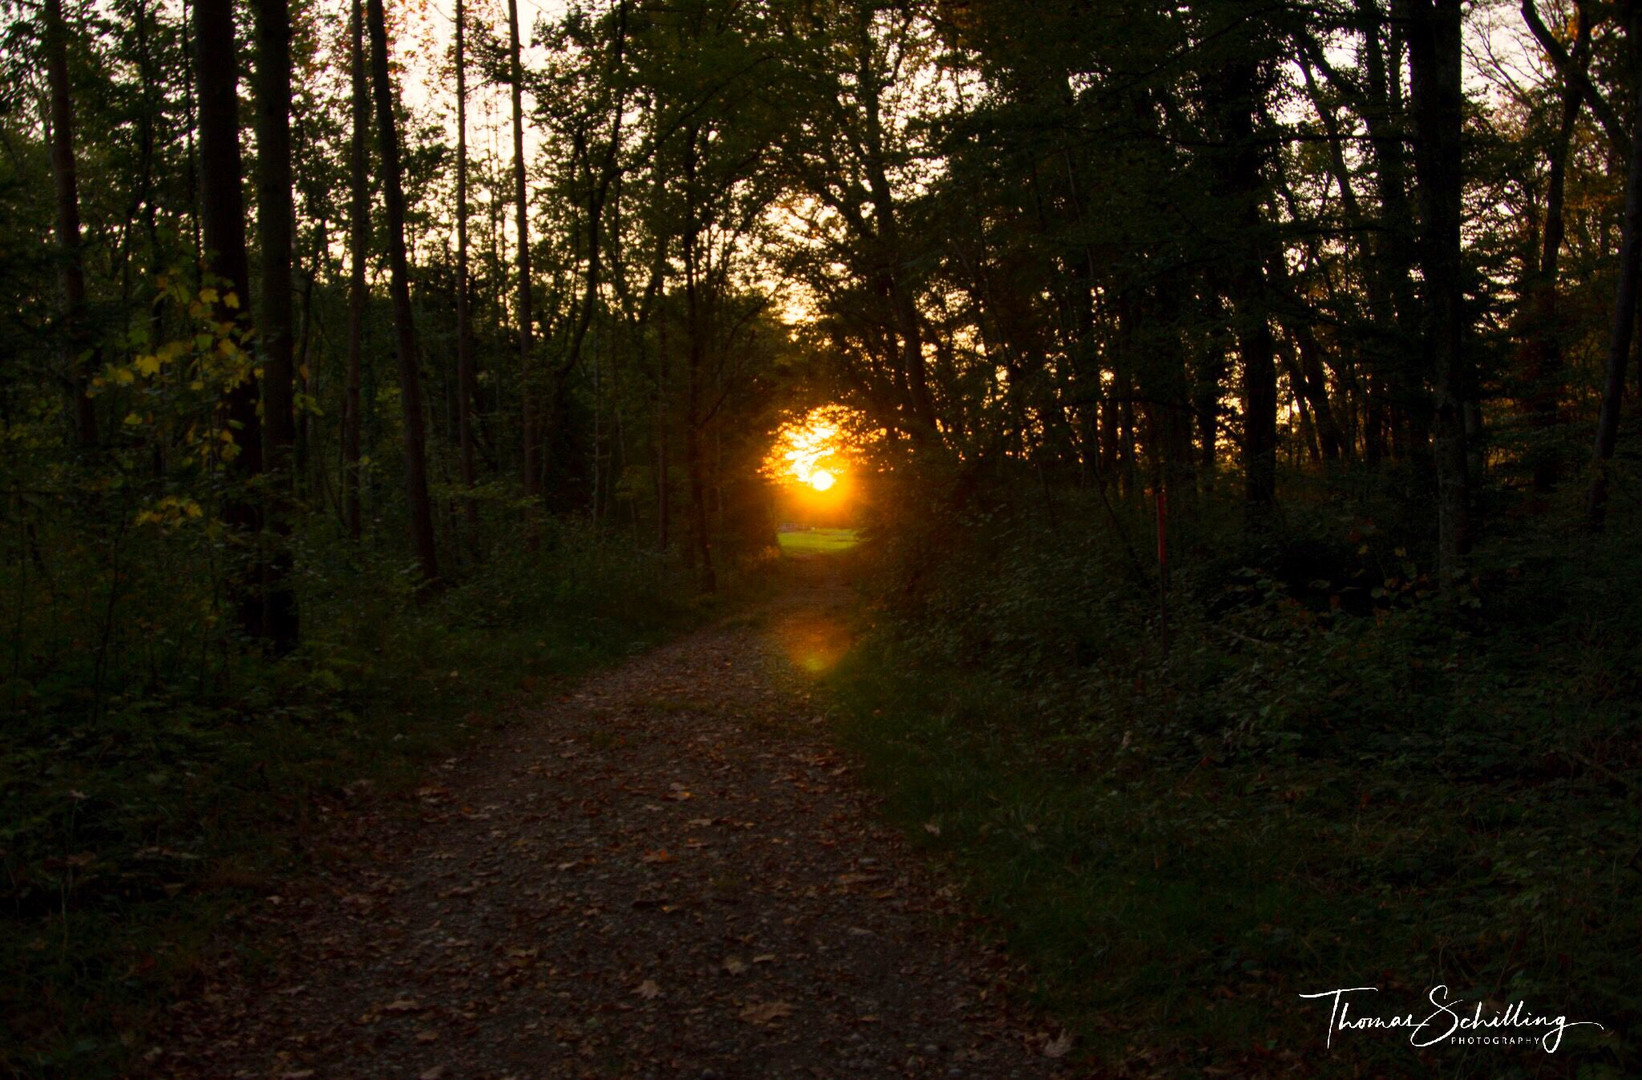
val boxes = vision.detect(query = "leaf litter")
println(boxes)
[152,561,1063,1078]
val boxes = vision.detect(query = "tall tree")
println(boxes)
[366,0,440,584]
[254,0,299,651]
[195,0,266,639]
[343,0,368,540]
[508,0,538,496]
[1519,0,1590,493]
[43,0,98,449]
[1407,0,1471,582]
[455,0,478,530]
[1588,0,1642,529]
[1209,36,1280,511]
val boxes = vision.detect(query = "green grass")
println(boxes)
[777,527,860,555]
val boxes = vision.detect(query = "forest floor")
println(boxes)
[149,556,1068,1080]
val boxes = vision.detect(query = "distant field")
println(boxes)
[777,528,859,555]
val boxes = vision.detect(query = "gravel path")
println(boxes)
[154,561,1068,1079]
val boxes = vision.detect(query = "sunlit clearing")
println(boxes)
[810,469,836,491]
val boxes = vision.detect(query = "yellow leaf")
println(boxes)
[135,354,161,377]
[198,287,219,305]
[223,291,239,310]
[738,1001,793,1025]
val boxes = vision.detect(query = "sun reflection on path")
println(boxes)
[775,609,852,675]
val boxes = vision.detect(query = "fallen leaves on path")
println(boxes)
[151,562,1062,1079]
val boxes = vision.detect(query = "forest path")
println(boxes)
[156,557,1066,1080]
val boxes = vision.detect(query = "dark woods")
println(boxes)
[8,0,1642,648]
[1,0,1639,1074]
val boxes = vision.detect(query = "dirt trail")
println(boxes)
[156,559,1065,1079]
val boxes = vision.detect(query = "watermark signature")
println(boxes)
[1299,985,1603,1053]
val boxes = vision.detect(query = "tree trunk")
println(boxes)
[1238,311,1279,507]
[1407,0,1471,582]
[1213,50,1278,510]
[680,145,715,592]
[1357,0,1419,463]
[196,0,265,640]
[254,0,298,652]
[343,0,368,541]
[655,299,671,552]
[1296,330,1345,461]
[1518,0,1588,493]
[455,0,479,532]
[507,0,537,496]
[852,17,934,441]
[44,0,98,450]
[366,0,440,585]
[133,0,162,337]
[1588,1,1642,528]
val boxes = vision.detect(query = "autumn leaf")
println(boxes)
[738,1000,794,1025]
[1043,1031,1073,1058]
[634,979,661,999]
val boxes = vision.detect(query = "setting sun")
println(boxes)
[766,406,857,492]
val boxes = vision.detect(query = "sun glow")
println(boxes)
[767,409,848,492]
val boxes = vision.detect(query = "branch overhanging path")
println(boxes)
[153,560,1066,1079]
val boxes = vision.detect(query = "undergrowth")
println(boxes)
[827,468,1639,1079]
[0,515,712,1079]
